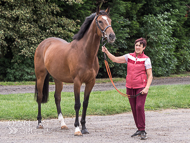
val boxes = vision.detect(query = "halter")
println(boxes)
[95,14,111,40]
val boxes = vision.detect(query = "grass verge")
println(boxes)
[0,84,189,121]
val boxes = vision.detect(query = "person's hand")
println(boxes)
[102,46,107,53]
[141,87,149,94]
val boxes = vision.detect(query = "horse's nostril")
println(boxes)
[109,34,115,40]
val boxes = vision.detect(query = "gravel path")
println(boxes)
[0,77,190,95]
[0,109,190,143]
[0,77,190,142]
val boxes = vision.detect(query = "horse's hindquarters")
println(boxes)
[42,40,74,82]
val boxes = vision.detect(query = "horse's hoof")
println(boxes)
[61,125,69,130]
[74,131,83,136]
[36,124,44,129]
[81,129,89,134]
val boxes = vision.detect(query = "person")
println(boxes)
[102,38,153,140]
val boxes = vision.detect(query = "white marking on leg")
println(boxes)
[75,126,80,133]
[102,16,110,25]
[58,113,66,126]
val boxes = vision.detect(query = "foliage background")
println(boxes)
[0,0,190,81]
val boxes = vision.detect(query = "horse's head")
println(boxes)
[95,7,116,44]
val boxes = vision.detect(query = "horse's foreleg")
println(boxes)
[81,79,95,134]
[54,79,68,130]
[73,78,82,136]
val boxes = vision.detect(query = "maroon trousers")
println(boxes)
[127,87,147,131]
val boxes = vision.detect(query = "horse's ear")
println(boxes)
[96,6,100,15]
[105,7,110,14]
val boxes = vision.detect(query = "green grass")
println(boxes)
[0,84,189,121]
[169,72,190,77]
[154,72,190,79]
[146,84,190,109]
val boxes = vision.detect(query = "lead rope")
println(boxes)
[102,38,142,98]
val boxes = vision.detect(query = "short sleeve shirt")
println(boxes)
[124,54,152,69]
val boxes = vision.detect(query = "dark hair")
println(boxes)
[135,38,147,48]
[73,13,96,40]
[73,10,109,40]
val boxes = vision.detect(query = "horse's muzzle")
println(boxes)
[108,33,116,43]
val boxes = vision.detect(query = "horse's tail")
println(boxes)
[35,73,50,103]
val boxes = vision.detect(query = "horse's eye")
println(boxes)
[98,21,103,24]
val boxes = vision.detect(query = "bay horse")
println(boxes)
[34,7,115,136]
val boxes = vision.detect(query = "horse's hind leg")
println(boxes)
[53,78,68,130]
[35,70,48,129]
[81,79,95,134]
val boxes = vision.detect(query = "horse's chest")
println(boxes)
[80,68,97,82]
[84,68,96,76]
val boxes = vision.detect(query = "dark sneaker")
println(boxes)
[131,130,141,137]
[140,131,147,140]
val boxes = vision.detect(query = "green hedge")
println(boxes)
[0,0,190,81]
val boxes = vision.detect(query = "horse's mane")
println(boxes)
[73,10,109,40]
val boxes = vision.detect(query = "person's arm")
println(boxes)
[102,46,126,63]
[141,68,153,94]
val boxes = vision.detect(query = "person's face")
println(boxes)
[135,42,145,55]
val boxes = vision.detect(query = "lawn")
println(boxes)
[0,84,189,120]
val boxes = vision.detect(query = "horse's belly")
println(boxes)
[51,72,74,83]
[45,64,73,83]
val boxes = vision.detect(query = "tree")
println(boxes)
[0,0,78,81]
[142,12,177,76]
[100,0,190,77]
[1,0,190,81]
[136,0,190,74]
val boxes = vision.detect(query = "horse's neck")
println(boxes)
[80,20,101,62]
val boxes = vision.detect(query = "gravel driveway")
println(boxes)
[0,109,190,143]
[0,77,190,143]
[0,77,190,95]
